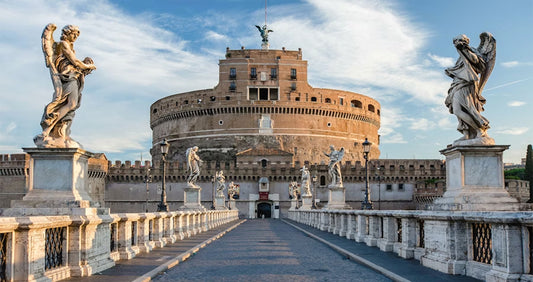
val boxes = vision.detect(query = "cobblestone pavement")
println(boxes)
[154,219,391,282]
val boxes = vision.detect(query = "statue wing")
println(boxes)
[185,148,192,172]
[339,147,345,160]
[255,25,261,31]
[476,32,496,96]
[41,23,58,71]
[42,23,62,98]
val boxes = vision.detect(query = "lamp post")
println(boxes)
[312,175,318,209]
[361,138,373,210]
[376,166,381,210]
[157,139,169,212]
[145,168,152,212]
[211,175,215,210]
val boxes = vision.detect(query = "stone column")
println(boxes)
[355,215,367,243]
[485,224,523,281]
[398,218,416,259]
[365,215,380,247]
[378,217,396,252]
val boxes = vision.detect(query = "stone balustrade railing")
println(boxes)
[0,210,238,281]
[288,209,533,281]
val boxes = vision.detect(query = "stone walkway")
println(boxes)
[67,218,481,282]
[154,219,391,282]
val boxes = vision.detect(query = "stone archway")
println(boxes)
[256,202,272,218]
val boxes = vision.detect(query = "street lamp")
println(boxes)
[312,175,318,209]
[211,175,216,210]
[145,168,152,212]
[362,138,373,210]
[157,139,169,212]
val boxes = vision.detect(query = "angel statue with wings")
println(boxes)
[186,146,203,187]
[35,23,96,148]
[324,145,345,186]
[445,32,496,145]
[255,25,273,48]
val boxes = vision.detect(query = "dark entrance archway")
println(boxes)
[257,202,272,218]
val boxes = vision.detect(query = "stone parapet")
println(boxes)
[0,210,239,281]
[289,209,533,281]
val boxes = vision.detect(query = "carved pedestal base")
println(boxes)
[300,194,313,210]
[289,199,298,211]
[214,196,227,210]
[180,187,205,211]
[326,184,349,210]
[432,145,519,211]
[4,148,108,216]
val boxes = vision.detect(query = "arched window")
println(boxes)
[351,100,362,108]
[325,98,331,103]
[261,159,268,168]
[368,104,375,112]
[311,97,317,102]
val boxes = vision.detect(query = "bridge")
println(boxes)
[2,207,531,281]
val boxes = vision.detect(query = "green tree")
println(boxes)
[526,144,533,202]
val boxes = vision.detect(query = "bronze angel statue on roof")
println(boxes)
[34,23,96,148]
[255,25,273,49]
[445,32,496,145]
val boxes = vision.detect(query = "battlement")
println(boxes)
[106,158,446,184]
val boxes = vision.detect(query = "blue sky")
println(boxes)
[0,0,532,164]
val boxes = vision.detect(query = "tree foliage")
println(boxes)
[505,168,525,180]
[525,144,533,202]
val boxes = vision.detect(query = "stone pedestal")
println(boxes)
[180,186,206,211]
[228,198,238,211]
[432,145,519,211]
[289,198,298,210]
[300,194,313,210]
[5,148,106,216]
[214,195,227,210]
[326,184,349,209]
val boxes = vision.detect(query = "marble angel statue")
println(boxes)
[35,23,96,148]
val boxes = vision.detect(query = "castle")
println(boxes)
[149,47,380,164]
[0,47,528,218]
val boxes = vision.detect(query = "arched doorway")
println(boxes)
[257,202,272,218]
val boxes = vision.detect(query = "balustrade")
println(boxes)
[0,210,238,281]
[288,209,533,281]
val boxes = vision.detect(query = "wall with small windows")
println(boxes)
[150,47,380,165]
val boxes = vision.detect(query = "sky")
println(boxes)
[0,0,532,164]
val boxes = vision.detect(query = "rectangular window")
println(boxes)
[270,88,279,100]
[250,67,257,79]
[399,183,404,191]
[259,88,269,100]
[290,68,297,79]
[386,184,392,191]
[249,88,258,100]
[229,81,236,92]
[230,68,236,79]
[271,68,277,79]
[339,97,344,105]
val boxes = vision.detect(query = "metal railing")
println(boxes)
[472,223,492,264]
[0,233,7,282]
[45,227,65,270]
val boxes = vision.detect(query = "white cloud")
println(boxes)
[502,61,520,68]
[508,101,526,107]
[409,118,435,131]
[382,133,407,144]
[494,127,529,136]
[428,53,454,67]
[205,30,228,41]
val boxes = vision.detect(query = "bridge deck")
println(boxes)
[67,219,479,282]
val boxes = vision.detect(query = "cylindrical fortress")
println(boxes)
[150,48,380,164]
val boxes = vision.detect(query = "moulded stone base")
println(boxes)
[420,254,466,275]
[214,196,227,210]
[485,270,522,282]
[289,199,298,210]
[180,187,206,211]
[300,195,313,210]
[432,145,519,211]
[326,184,350,210]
